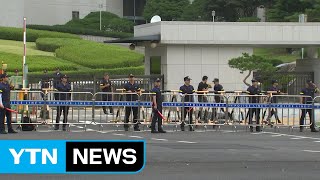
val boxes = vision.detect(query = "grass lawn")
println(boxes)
[0,39,53,56]
[254,48,300,63]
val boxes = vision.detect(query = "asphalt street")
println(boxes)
[0,124,320,180]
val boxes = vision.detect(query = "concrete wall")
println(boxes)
[0,0,123,27]
[296,59,320,88]
[0,0,25,27]
[162,45,253,91]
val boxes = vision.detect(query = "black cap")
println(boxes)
[60,74,68,79]
[184,76,191,81]
[213,78,219,82]
[155,78,161,82]
[307,79,313,83]
[202,76,208,81]
[272,80,278,84]
[129,74,135,78]
[251,79,258,82]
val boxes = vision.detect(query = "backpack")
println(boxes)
[21,116,36,131]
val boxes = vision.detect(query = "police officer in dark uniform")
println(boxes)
[53,68,61,89]
[197,76,209,119]
[247,79,262,132]
[123,74,141,131]
[54,74,71,131]
[41,69,50,100]
[266,80,281,124]
[151,78,166,133]
[299,80,319,132]
[100,73,113,115]
[0,74,17,134]
[179,76,195,131]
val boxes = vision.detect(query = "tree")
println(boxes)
[143,0,190,21]
[228,53,277,86]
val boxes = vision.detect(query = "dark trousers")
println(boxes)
[248,108,261,127]
[151,107,163,130]
[124,107,139,128]
[300,108,315,128]
[0,108,13,131]
[102,94,113,113]
[198,96,208,119]
[182,107,193,127]
[56,106,69,127]
[267,108,280,121]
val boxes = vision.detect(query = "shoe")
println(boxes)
[311,128,319,132]
[158,129,166,133]
[256,127,262,132]
[250,126,254,132]
[277,119,282,124]
[103,109,107,114]
[0,130,7,134]
[134,127,141,131]
[8,129,17,134]
[300,127,304,132]
[54,127,59,131]
[151,130,158,133]
[189,126,194,131]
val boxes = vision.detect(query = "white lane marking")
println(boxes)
[76,126,84,129]
[177,141,197,144]
[151,138,168,141]
[222,130,235,133]
[129,136,143,139]
[271,134,283,137]
[303,150,320,153]
[314,141,320,143]
[98,130,117,134]
[262,132,320,140]
[291,138,303,140]
[37,130,54,133]
[251,133,263,135]
[113,133,125,136]
[86,129,96,132]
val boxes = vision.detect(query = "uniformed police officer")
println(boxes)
[0,74,17,134]
[123,74,141,131]
[266,80,281,124]
[100,73,113,115]
[180,76,195,131]
[247,79,262,132]
[212,78,225,119]
[53,68,61,89]
[54,74,71,131]
[197,76,209,120]
[299,80,319,132]
[41,69,50,100]
[151,78,166,133]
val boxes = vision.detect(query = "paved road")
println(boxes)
[0,125,320,180]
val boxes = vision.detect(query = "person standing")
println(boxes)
[299,80,319,132]
[54,74,71,131]
[266,80,282,124]
[197,76,209,120]
[212,78,225,119]
[179,76,195,131]
[247,79,262,132]
[100,73,113,115]
[53,68,61,89]
[0,74,17,134]
[123,74,141,131]
[151,78,166,133]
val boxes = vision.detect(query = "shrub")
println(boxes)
[27,25,132,38]
[0,51,78,72]
[0,27,80,42]
[237,17,260,22]
[35,38,144,69]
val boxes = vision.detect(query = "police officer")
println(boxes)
[123,74,141,131]
[247,79,262,132]
[179,76,195,131]
[53,68,61,89]
[54,74,71,131]
[151,78,166,133]
[299,80,319,132]
[0,74,17,134]
[266,80,281,124]
[100,73,113,115]
[41,69,50,100]
[212,78,225,118]
[197,76,209,120]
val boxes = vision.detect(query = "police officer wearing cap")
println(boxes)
[266,80,281,124]
[197,76,209,120]
[0,74,17,134]
[123,74,141,131]
[54,74,71,131]
[100,73,113,115]
[179,76,195,131]
[299,80,319,132]
[53,68,61,89]
[151,78,166,133]
[247,79,262,132]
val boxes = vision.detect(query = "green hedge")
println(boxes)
[27,25,132,39]
[237,17,260,22]
[36,38,144,69]
[0,51,78,72]
[0,27,80,42]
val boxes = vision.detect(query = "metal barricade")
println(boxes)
[10,90,45,128]
[93,92,152,131]
[313,96,320,130]
[46,91,93,131]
